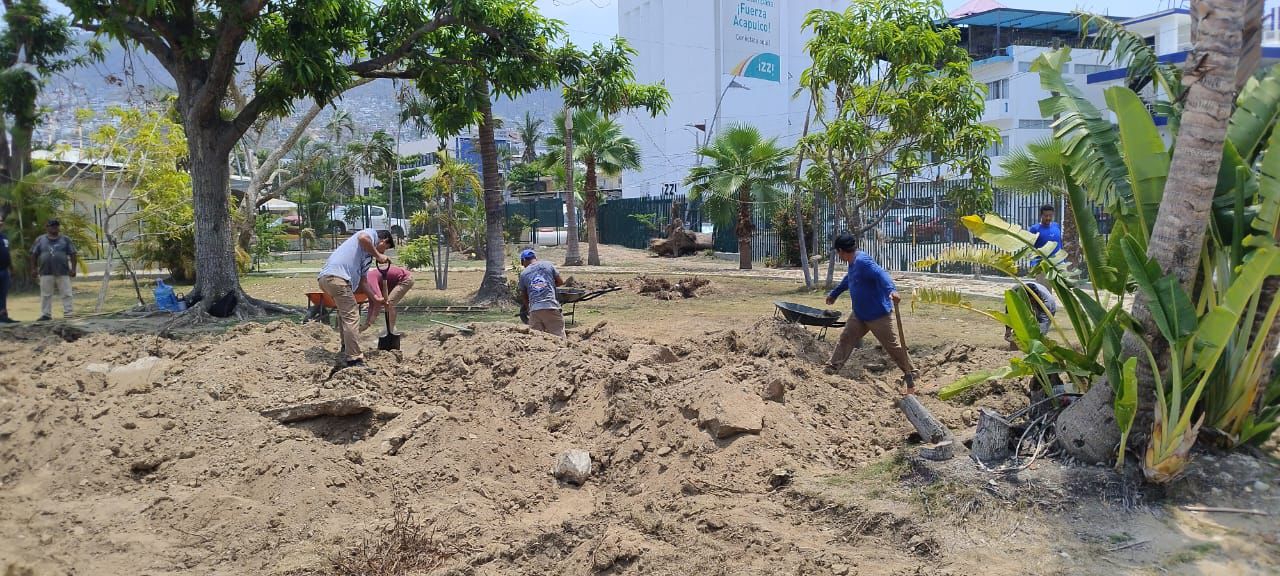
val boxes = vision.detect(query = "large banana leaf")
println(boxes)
[1120,236,1197,345]
[1225,64,1280,163]
[960,214,1079,282]
[1033,48,1133,216]
[1193,242,1280,373]
[1063,176,1122,293]
[1105,86,1167,239]
[938,363,1033,401]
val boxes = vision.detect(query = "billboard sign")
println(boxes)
[722,0,780,82]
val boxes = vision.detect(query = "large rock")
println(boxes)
[552,449,592,485]
[695,383,765,439]
[374,405,446,456]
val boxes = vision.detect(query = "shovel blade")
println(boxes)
[377,332,401,351]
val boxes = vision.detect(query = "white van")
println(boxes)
[327,205,408,237]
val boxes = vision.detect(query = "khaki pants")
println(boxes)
[39,275,73,318]
[529,308,566,338]
[319,275,362,361]
[826,313,913,375]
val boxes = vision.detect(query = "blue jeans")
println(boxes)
[0,269,9,314]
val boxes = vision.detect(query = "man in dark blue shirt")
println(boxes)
[824,233,916,393]
[1029,204,1062,264]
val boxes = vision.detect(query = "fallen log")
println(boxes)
[260,394,374,424]
[648,222,713,257]
[972,408,1012,464]
[897,394,951,444]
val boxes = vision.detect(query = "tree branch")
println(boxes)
[348,15,458,75]
[195,0,266,120]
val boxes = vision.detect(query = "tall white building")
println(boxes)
[617,0,843,198]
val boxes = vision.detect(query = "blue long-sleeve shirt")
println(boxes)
[829,251,896,322]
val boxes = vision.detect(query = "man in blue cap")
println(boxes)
[518,248,565,338]
[824,232,916,394]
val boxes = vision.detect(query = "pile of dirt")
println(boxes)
[635,275,712,300]
[562,277,620,292]
[0,318,1029,575]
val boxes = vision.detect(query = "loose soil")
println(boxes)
[2,245,1278,575]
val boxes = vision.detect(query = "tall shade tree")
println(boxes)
[1057,0,1265,463]
[558,37,670,266]
[544,109,641,265]
[514,111,544,163]
[799,0,996,249]
[0,0,85,198]
[997,138,1081,267]
[685,124,791,270]
[64,0,539,316]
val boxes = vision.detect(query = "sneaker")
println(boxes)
[345,359,366,369]
[37,315,51,322]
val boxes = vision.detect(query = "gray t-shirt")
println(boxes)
[519,261,561,311]
[1025,281,1057,330]
[318,228,377,285]
[31,234,77,276]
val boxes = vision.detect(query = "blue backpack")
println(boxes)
[154,280,181,312]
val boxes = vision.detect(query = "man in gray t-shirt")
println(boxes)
[317,228,393,367]
[30,219,78,321]
[517,248,565,338]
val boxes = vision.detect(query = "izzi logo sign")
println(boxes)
[722,0,780,82]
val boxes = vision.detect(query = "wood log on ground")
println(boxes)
[260,394,374,424]
[972,408,1012,464]
[897,394,951,444]
[648,223,713,257]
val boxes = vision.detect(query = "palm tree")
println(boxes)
[514,111,544,163]
[420,150,481,250]
[346,129,396,196]
[685,124,792,270]
[545,109,642,265]
[997,138,1079,267]
[326,109,355,147]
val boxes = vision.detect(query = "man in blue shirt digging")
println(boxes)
[824,233,916,394]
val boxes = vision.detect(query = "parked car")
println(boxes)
[879,208,935,240]
[268,215,303,234]
[327,205,408,237]
[903,216,952,243]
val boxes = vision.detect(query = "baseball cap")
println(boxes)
[47,219,60,226]
[519,249,536,261]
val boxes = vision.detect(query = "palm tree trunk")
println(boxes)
[1057,0,1256,463]
[585,156,602,266]
[737,185,753,270]
[1061,200,1081,268]
[474,80,510,304]
[562,107,584,266]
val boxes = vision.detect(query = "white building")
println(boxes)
[617,0,844,198]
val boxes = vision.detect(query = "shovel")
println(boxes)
[376,262,401,351]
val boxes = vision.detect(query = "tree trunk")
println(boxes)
[563,108,584,266]
[794,100,814,287]
[1060,199,1081,268]
[1251,276,1280,412]
[736,185,753,270]
[585,156,601,266]
[1057,0,1254,463]
[474,81,510,304]
[187,124,243,309]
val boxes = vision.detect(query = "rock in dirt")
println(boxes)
[259,393,375,424]
[627,344,677,366]
[107,356,169,394]
[759,377,786,402]
[552,449,592,485]
[375,405,445,455]
[694,383,765,439]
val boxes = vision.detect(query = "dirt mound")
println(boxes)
[0,318,1026,575]
[635,275,712,300]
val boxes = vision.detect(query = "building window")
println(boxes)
[985,78,1009,100]
[1018,61,1033,73]
[1074,64,1109,75]
[986,136,1010,157]
[1018,119,1054,129]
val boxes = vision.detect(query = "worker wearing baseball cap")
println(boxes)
[517,248,565,338]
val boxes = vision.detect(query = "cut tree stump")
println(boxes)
[897,395,951,444]
[919,440,955,461]
[648,221,713,257]
[972,408,1012,464]
[260,394,374,424]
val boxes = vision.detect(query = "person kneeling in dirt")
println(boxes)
[1003,281,1057,351]
[318,229,393,368]
[360,264,414,335]
[823,233,916,394]
[518,248,566,338]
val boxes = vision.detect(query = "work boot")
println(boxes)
[345,358,366,369]
[37,315,51,322]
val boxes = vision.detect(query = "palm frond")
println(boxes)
[914,245,1019,278]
